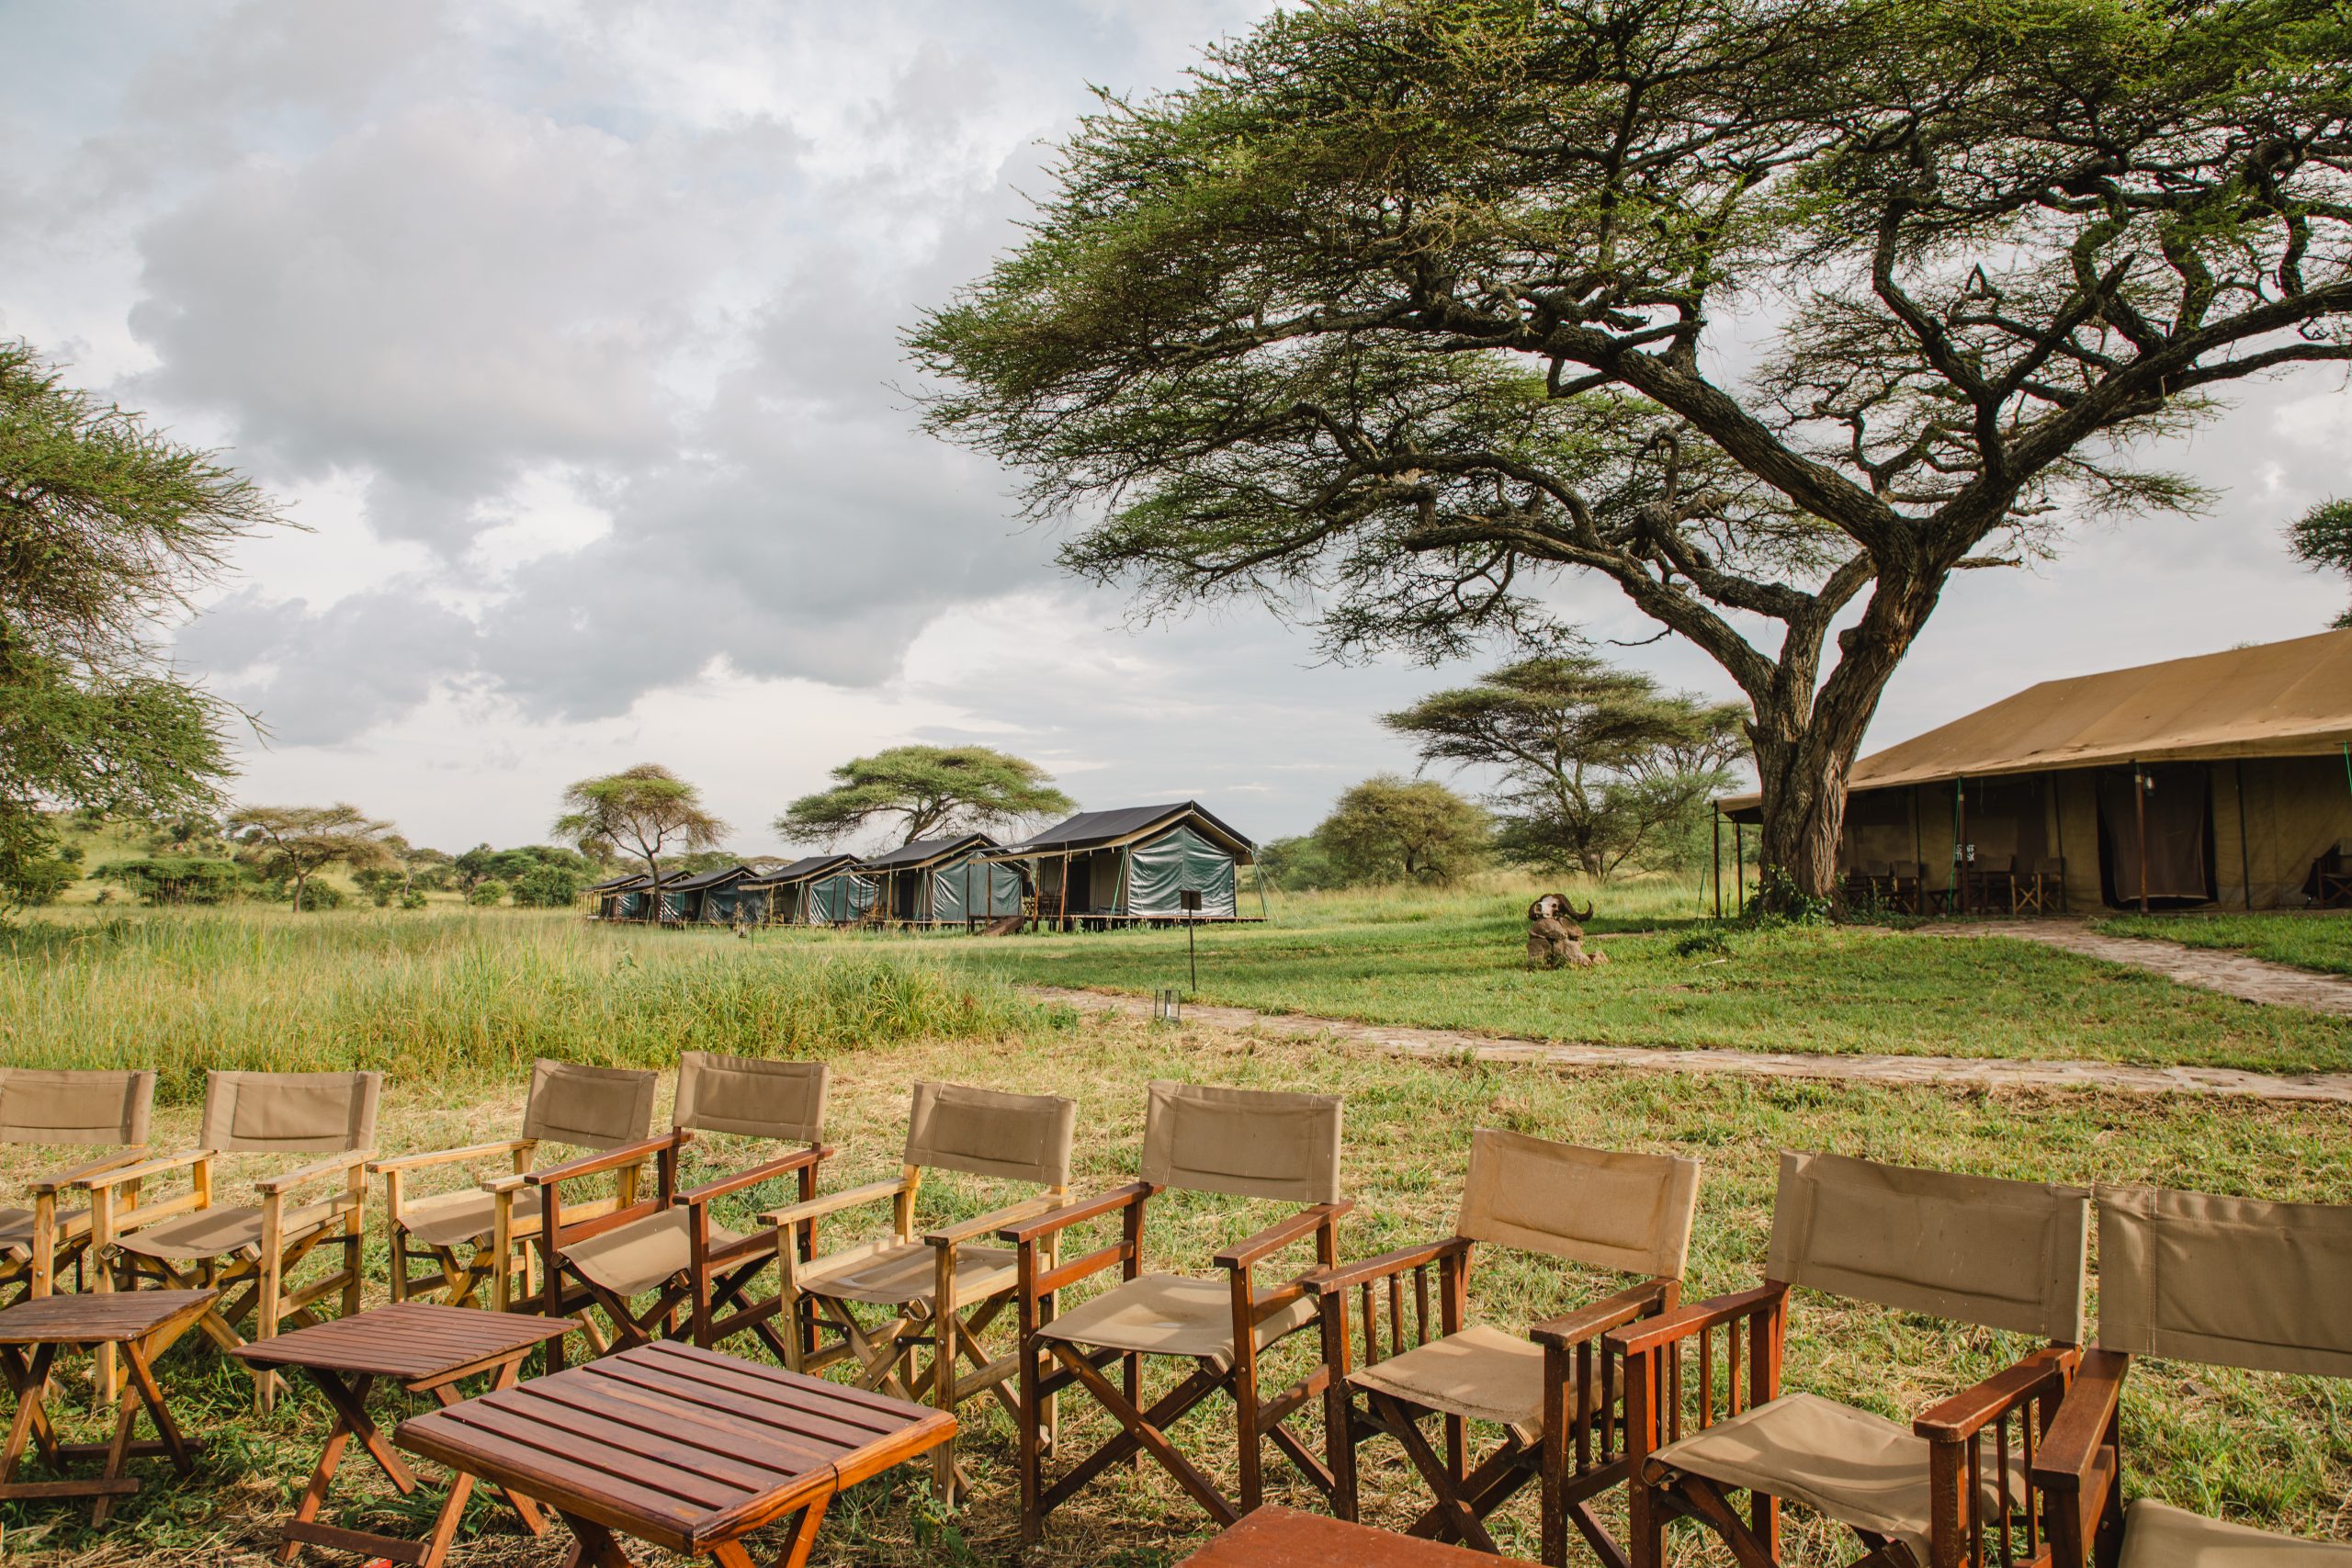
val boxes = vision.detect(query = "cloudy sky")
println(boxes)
[6,1,2348,857]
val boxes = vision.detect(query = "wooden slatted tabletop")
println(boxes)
[395,1341,956,1565]
[1179,1506,1524,1568]
[0,1287,213,1345]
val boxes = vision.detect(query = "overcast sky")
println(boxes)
[6,0,2348,857]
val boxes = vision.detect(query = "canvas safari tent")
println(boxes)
[743,853,862,926]
[667,863,764,925]
[858,834,1027,927]
[988,802,1262,930]
[588,869,690,921]
[1717,629,2352,912]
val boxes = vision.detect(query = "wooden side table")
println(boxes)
[230,1301,571,1567]
[397,1340,956,1567]
[1181,1506,1527,1568]
[0,1286,212,1525]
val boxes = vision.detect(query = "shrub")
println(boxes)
[510,863,583,908]
[294,879,345,911]
[90,857,243,907]
[466,880,508,908]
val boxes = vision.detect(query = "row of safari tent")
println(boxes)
[582,801,1266,931]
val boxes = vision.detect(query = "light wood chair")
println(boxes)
[1317,1130,1701,1564]
[85,1071,380,1412]
[2035,1185,2352,1568]
[1613,1150,2089,1568]
[371,1058,658,1311]
[767,1079,1077,1506]
[539,1053,831,1371]
[1001,1079,1349,1541]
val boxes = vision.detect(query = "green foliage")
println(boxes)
[2286,499,2352,629]
[777,745,1075,848]
[555,762,726,899]
[397,888,428,910]
[1257,833,1340,892]
[91,856,244,906]
[466,879,508,908]
[2,848,79,907]
[229,803,397,912]
[293,878,345,911]
[1316,775,1490,886]
[1672,928,1733,959]
[510,863,583,908]
[453,841,595,888]
[351,867,405,908]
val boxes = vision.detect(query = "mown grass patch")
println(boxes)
[2095,911,2352,978]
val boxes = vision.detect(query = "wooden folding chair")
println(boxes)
[1317,1131,1701,1565]
[85,1070,380,1413]
[0,1071,154,1308]
[1613,1150,2089,1568]
[538,1053,831,1372]
[1002,1078,1348,1541]
[767,1079,1076,1507]
[372,1058,658,1312]
[2035,1185,2352,1568]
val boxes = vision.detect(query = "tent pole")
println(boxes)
[1734,822,1744,917]
[1911,785,1923,913]
[1712,808,1722,920]
[2133,760,2150,915]
[1956,778,1969,916]
[2235,759,2254,910]
[2052,772,2067,913]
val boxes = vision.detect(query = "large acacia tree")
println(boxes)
[777,745,1074,847]
[911,0,2352,903]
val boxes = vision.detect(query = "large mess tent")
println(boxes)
[743,854,860,925]
[1719,630,2352,911]
[989,802,1261,929]
[858,834,1027,926]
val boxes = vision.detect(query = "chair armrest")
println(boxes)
[1606,1281,1787,1359]
[2031,1348,2130,1495]
[1214,1201,1352,1270]
[997,1180,1158,1243]
[925,1193,1074,1248]
[679,1145,831,1207]
[763,1176,910,1229]
[481,1171,531,1194]
[1306,1235,1470,1295]
[369,1139,532,1175]
[1914,1345,2077,1442]
[255,1149,374,1196]
[78,1148,214,1190]
[526,1130,684,1188]
[28,1149,148,1196]
[1531,1277,1679,1348]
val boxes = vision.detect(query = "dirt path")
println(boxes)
[1939,920,2352,1019]
[1028,986,2352,1103]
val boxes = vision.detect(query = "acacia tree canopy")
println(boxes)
[1317,774,1491,885]
[229,804,398,912]
[2288,499,2352,628]
[911,0,2352,903]
[554,763,726,915]
[777,745,1075,847]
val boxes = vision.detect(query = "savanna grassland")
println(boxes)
[2095,911,2352,978]
[2,903,2348,1565]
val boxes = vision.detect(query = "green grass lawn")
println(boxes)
[922,885,2352,1074]
[2095,911,2352,978]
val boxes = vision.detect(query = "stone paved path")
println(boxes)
[1938,920,2352,1019]
[1028,985,2352,1104]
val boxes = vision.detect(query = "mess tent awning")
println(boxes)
[1713,630,2352,910]
[988,801,1261,926]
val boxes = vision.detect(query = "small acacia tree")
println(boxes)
[228,804,397,912]
[912,0,2352,908]
[778,745,1074,847]
[555,763,726,918]
[1385,655,1747,879]
[2289,500,2352,628]
[1317,775,1490,885]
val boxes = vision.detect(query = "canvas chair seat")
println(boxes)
[0,1206,89,1262]
[397,1187,545,1251]
[562,1207,748,1301]
[2119,1500,2352,1568]
[1652,1393,2024,1565]
[1350,1323,1603,1436]
[1040,1271,1319,1373]
[114,1202,335,1265]
[799,1236,1020,1309]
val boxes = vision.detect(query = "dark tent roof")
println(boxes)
[666,863,756,892]
[858,833,997,873]
[992,802,1255,858]
[594,870,691,893]
[743,853,858,886]
[584,872,642,892]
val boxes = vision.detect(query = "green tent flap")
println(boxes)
[809,872,875,924]
[1125,824,1237,917]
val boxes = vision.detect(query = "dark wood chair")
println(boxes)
[2013,857,2068,916]
[536,1053,831,1371]
[2313,845,2352,909]
[1611,1150,2090,1568]
[1315,1131,1701,1565]
[2034,1185,2352,1568]
[767,1079,1077,1506]
[1968,854,2020,915]
[1001,1079,1349,1541]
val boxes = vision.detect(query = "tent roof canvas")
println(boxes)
[667,863,757,892]
[859,833,998,873]
[1719,629,2352,813]
[991,801,1256,859]
[745,853,858,886]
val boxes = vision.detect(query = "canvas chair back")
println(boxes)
[2096,1185,2352,1379]
[198,1070,381,1155]
[1457,1129,1699,1277]
[518,1059,659,1150]
[0,1069,154,1147]
[903,1081,1076,1186]
[673,1053,828,1142]
[1767,1149,2087,1341]
[1139,1079,1343,1204]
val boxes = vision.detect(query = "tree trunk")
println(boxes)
[291,867,309,912]
[642,855,661,923]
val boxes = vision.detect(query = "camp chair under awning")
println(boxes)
[85,1071,380,1413]
[768,1079,1077,1507]
[1613,1151,2089,1568]
[1001,1079,1348,1541]
[371,1058,658,1312]
[1316,1130,1702,1565]
[2034,1187,2352,1568]
[538,1053,831,1371]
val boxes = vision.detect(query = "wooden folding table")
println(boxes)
[396,1340,956,1567]
[1180,1506,1530,1568]
[230,1301,571,1566]
[0,1286,212,1526]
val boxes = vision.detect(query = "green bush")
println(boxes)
[3,853,80,907]
[510,863,582,908]
[295,879,345,911]
[91,857,243,907]
[466,880,507,908]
